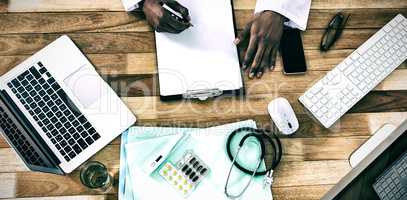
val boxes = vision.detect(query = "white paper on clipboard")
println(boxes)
[155,0,243,98]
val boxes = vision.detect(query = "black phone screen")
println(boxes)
[280,28,307,74]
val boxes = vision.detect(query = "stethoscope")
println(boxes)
[224,127,282,199]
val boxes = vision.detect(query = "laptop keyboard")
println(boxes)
[0,106,47,167]
[6,61,101,162]
[373,151,407,200]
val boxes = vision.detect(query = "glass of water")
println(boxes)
[80,161,113,193]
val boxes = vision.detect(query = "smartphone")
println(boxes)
[280,28,307,74]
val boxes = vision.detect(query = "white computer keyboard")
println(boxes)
[299,14,407,128]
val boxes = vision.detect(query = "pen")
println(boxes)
[163,3,193,27]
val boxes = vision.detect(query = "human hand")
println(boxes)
[235,11,284,78]
[143,0,192,33]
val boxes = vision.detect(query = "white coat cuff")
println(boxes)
[254,0,310,30]
[121,0,143,11]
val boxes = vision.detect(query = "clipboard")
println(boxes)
[155,0,245,101]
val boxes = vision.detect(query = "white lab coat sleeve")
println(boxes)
[254,0,311,30]
[121,0,144,11]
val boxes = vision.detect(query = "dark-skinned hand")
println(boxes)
[143,0,192,33]
[235,11,284,79]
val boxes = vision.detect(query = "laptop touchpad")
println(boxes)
[63,65,107,108]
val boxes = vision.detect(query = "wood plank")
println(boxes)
[0,144,120,173]
[350,91,407,113]
[0,53,158,76]
[130,112,407,138]
[7,0,124,12]
[99,70,407,97]
[0,51,405,76]
[0,170,117,199]
[1,9,405,34]
[4,0,407,12]
[1,112,406,148]
[0,160,350,198]
[0,33,155,55]
[0,112,403,148]
[0,136,367,173]
[272,185,334,200]
[235,0,407,10]
[0,185,334,200]
[0,29,383,55]
[2,195,117,200]
[122,92,407,118]
[236,9,407,31]
[0,0,7,13]
[0,12,151,34]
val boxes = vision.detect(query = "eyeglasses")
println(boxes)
[320,12,350,51]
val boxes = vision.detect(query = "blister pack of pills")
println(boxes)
[159,150,210,198]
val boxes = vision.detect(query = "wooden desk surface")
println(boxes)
[0,0,406,199]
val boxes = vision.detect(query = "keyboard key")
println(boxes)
[92,133,100,141]
[55,122,62,129]
[88,127,96,134]
[68,151,76,159]
[30,102,37,109]
[72,144,82,154]
[39,90,46,96]
[46,88,53,95]
[55,135,63,141]
[51,83,60,91]
[29,67,41,79]
[77,138,88,149]
[43,95,50,102]
[60,116,67,123]
[46,111,53,118]
[56,111,63,118]
[78,116,87,123]
[73,133,80,139]
[60,140,68,147]
[63,133,70,140]
[84,122,92,130]
[50,117,58,123]
[72,120,79,127]
[68,115,75,121]
[68,127,76,134]
[29,90,36,97]
[17,86,25,93]
[18,71,29,81]
[22,91,29,98]
[65,146,72,153]
[68,138,75,145]
[59,104,67,111]
[80,130,88,138]
[11,79,20,88]
[43,118,50,125]
[85,137,94,145]
[34,95,41,102]
[64,155,71,161]
[39,67,47,74]
[38,100,45,107]
[51,106,58,112]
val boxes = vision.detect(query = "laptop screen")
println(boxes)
[333,129,406,199]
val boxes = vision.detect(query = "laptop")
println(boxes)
[0,35,136,174]
[321,119,407,200]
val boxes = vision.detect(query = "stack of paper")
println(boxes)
[155,0,243,98]
[119,120,273,200]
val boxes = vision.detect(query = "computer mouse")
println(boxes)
[268,97,299,135]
